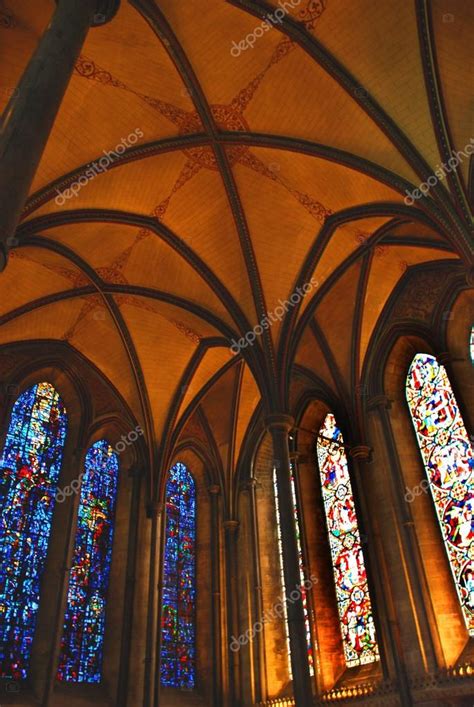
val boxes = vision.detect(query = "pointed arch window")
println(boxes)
[272,465,314,677]
[406,353,474,635]
[470,326,474,363]
[317,413,379,667]
[0,382,68,679]
[160,462,196,689]
[57,439,119,683]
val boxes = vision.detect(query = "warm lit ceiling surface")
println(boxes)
[0,0,471,480]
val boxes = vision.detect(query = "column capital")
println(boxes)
[223,519,239,533]
[145,500,163,519]
[265,413,294,431]
[349,445,372,462]
[208,484,221,495]
[368,394,392,411]
[128,466,144,479]
[240,477,259,492]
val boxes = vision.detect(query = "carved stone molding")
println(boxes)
[349,445,372,462]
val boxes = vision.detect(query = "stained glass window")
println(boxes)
[470,326,474,363]
[273,466,315,677]
[160,462,196,688]
[57,439,119,683]
[0,382,68,679]
[317,413,379,667]
[406,353,474,635]
[272,468,292,675]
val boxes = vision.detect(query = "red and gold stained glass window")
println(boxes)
[406,354,474,635]
[160,462,196,688]
[317,413,379,667]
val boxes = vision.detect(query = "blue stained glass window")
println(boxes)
[0,382,68,679]
[57,439,119,683]
[160,462,196,689]
[406,354,474,635]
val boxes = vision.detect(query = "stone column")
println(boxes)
[208,485,223,707]
[289,450,321,694]
[35,445,83,707]
[117,466,143,706]
[242,478,267,703]
[224,519,241,706]
[266,414,313,707]
[0,0,120,269]
[143,500,163,707]
[367,395,442,673]
[349,443,413,706]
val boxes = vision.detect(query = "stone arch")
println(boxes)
[381,333,469,667]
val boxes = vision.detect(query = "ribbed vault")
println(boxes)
[0,0,471,504]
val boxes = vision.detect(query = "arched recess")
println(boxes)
[0,342,149,706]
[383,334,470,667]
[156,444,220,707]
[293,395,384,693]
[52,416,146,707]
[0,354,87,686]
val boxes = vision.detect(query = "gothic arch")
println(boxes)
[381,333,470,667]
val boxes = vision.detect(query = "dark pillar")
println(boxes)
[243,478,267,703]
[38,446,83,707]
[208,485,223,707]
[0,0,120,269]
[349,443,413,706]
[117,466,143,707]
[143,500,163,707]
[367,395,442,672]
[266,414,313,707]
[224,519,242,706]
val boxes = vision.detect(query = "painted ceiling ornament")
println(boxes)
[298,0,327,30]
[172,320,202,345]
[72,0,329,226]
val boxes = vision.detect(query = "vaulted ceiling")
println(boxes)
[0,0,471,491]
